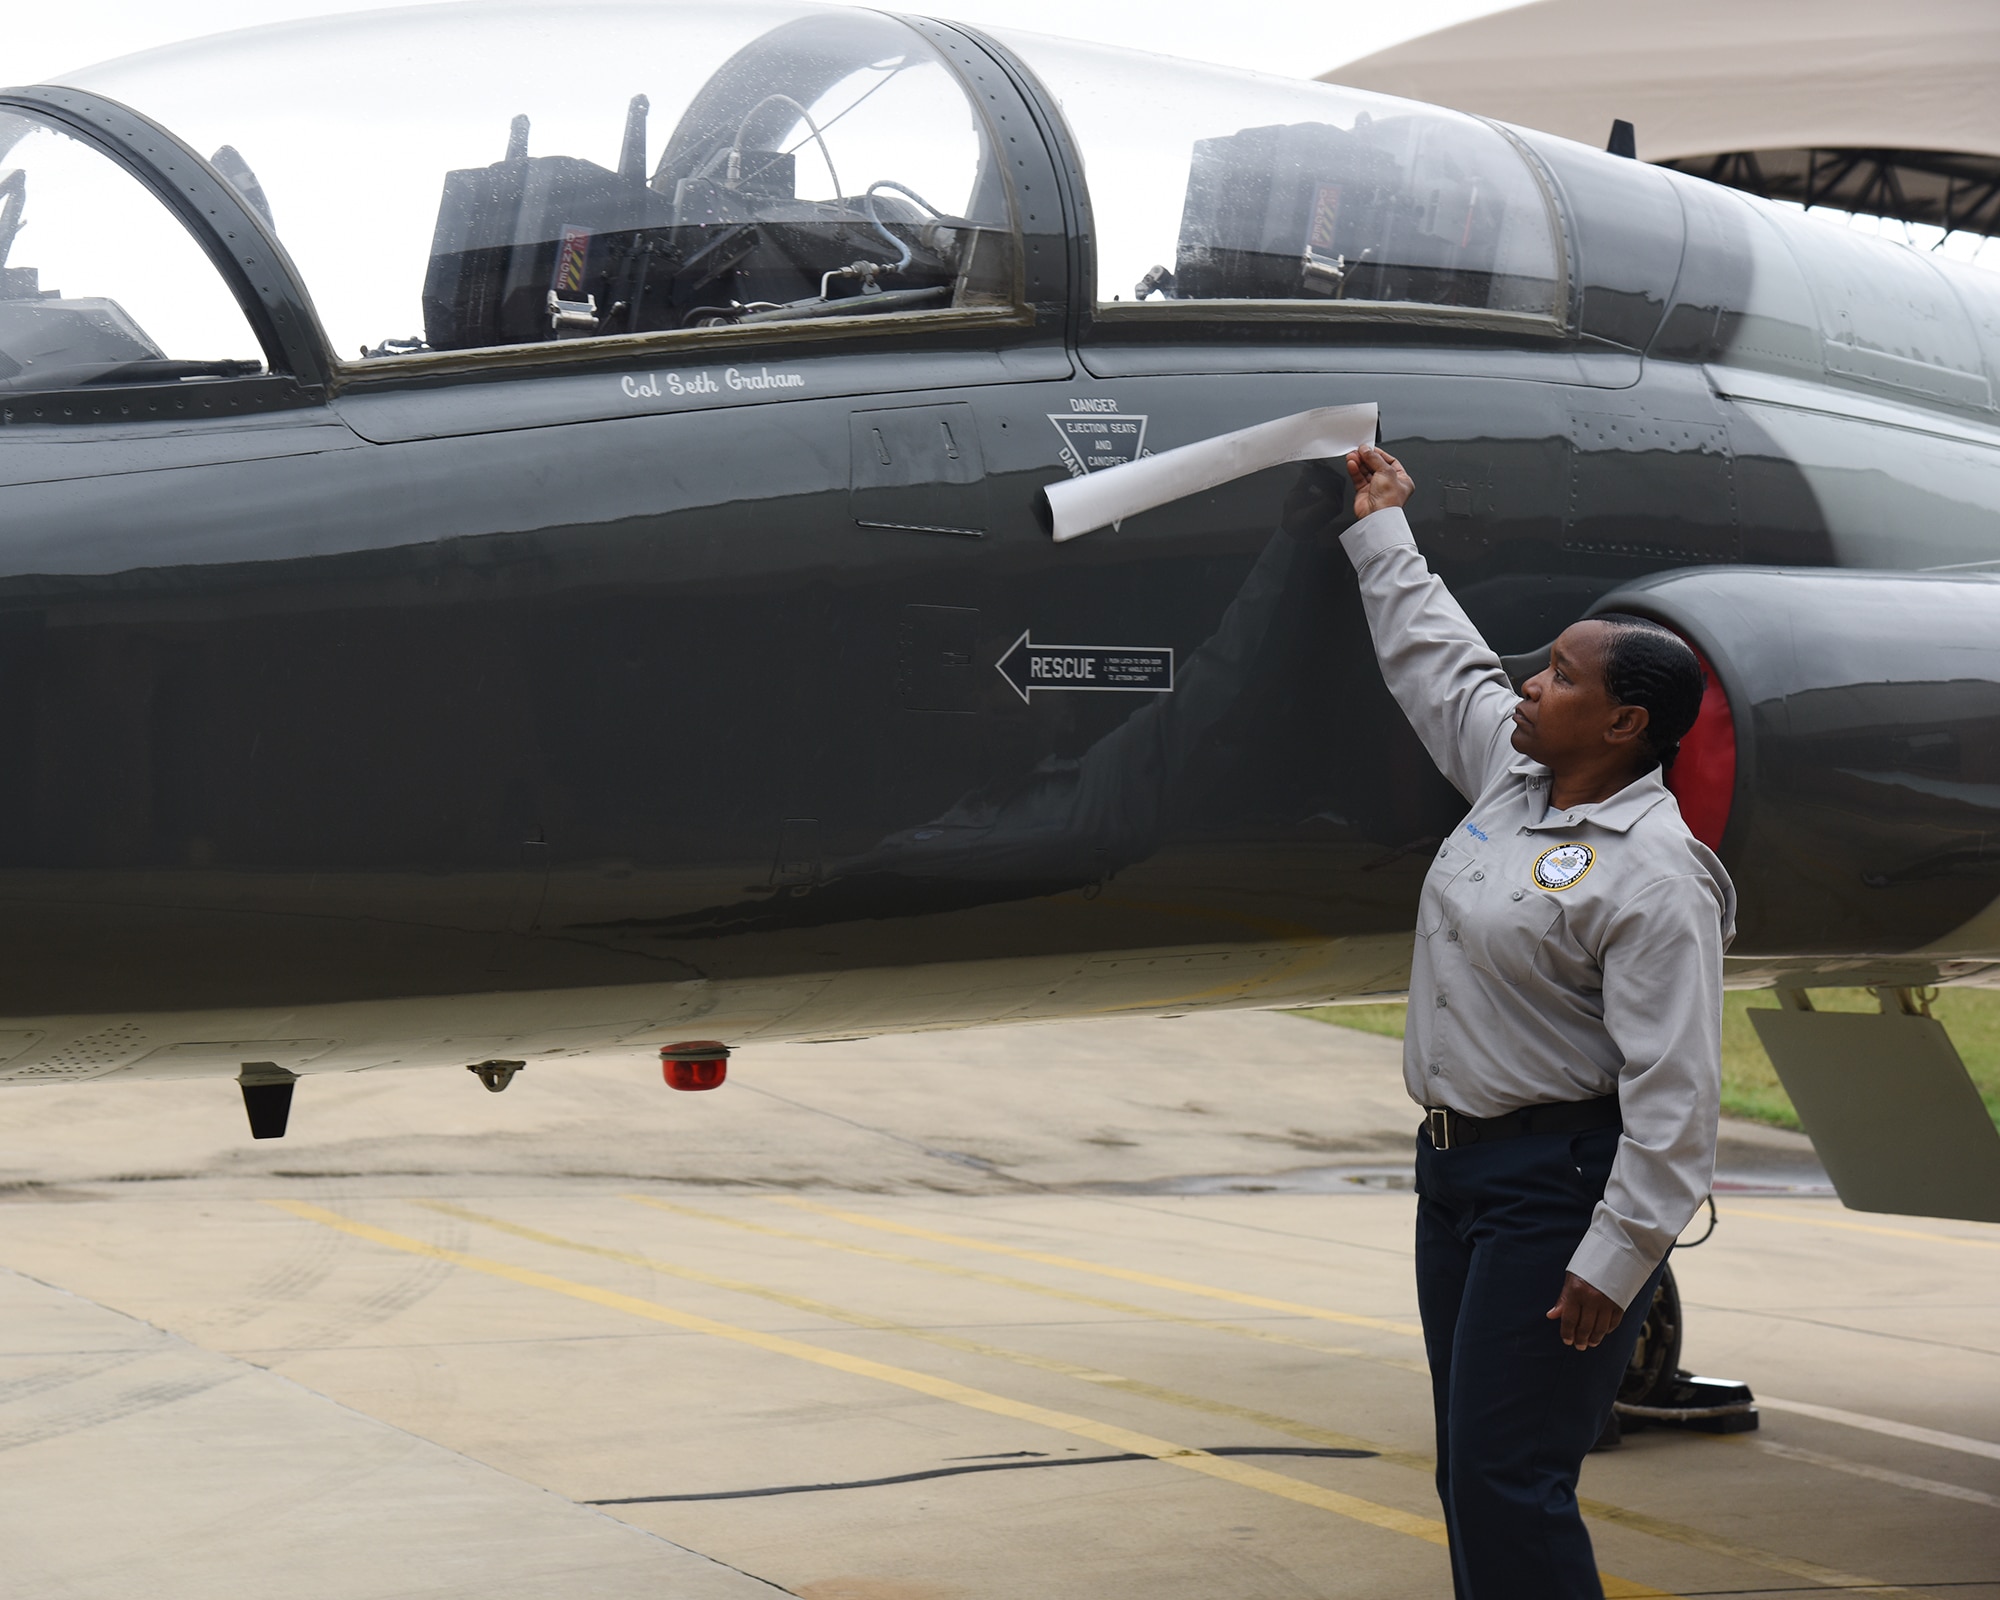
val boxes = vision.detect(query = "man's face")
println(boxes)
[1511,621,1645,767]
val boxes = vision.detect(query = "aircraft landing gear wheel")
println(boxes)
[1604,1260,1760,1437]
[1619,1260,1684,1410]
[1594,1262,1684,1451]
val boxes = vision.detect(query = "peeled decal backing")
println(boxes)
[1532,843,1595,891]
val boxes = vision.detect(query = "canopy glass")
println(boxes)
[994,30,1563,319]
[60,2,1017,363]
[0,109,264,391]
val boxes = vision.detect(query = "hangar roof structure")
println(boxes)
[1324,0,2000,238]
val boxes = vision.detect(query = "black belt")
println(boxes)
[1422,1095,1621,1151]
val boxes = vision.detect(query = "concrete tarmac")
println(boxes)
[0,1009,1993,1599]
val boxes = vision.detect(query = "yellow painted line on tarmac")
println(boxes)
[1719,1204,2000,1251]
[265,1199,1454,1554]
[429,1199,1405,1459]
[426,1198,1133,1381]
[1577,1486,1927,1599]
[267,1200,1927,1599]
[625,1194,1430,1376]
[636,1200,1920,1600]
[773,1196,1425,1337]
[751,1202,1922,1596]
[417,1198,1687,1598]
[448,1198,1879,1600]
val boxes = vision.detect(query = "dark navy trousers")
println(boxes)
[1414,1124,1666,1600]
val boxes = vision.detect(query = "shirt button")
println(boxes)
[1470,870,1484,881]
[1511,889,1524,901]
[1428,1062,1443,1076]
[1435,994,1448,1008]
[1447,929,1459,942]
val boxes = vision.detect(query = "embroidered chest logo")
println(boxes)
[1532,843,1595,891]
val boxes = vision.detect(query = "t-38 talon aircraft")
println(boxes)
[2,2,1999,1413]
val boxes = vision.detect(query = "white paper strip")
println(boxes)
[1042,402,1378,543]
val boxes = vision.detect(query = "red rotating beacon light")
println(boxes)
[660,1041,732,1091]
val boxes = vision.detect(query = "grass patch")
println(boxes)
[1295,989,2000,1131]
[1291,1003,1409,1040]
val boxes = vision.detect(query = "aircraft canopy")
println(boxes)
[0,2,1569,375]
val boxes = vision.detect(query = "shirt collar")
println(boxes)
[1518,763,1673,835]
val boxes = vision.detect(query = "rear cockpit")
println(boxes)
[989,30,1564,322]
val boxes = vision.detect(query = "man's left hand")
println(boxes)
[1546,1272,1623,1350]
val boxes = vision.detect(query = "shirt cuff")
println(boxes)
[1566,1222,1659,1311]
[1339,505,1416,571]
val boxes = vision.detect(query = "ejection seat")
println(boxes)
[418,14,985,353]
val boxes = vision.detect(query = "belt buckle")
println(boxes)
[1426,1107,1452,1151]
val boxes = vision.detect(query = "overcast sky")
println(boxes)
[2,0,1526,88]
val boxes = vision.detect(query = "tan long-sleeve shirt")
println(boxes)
[1343,506,1736,1306]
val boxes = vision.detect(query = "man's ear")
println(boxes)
[1606,703,1650,748]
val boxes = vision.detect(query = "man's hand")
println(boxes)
[1546,1272,1623,1350]
[1345,445,1414,517]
